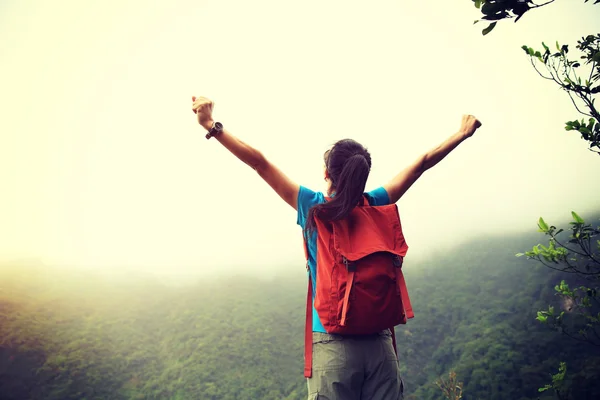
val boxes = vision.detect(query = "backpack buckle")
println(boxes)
[342,256,356,272]
[393,255,403,268]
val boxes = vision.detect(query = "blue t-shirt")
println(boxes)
[296,186,391,332]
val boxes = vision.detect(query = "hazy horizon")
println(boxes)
[2,0,600,278]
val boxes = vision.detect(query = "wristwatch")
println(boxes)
[205,121,223,140]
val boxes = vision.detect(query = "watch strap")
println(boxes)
[205,122,223,140]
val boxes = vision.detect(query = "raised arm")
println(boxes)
[192,96,299,210]
[383,115,482,204]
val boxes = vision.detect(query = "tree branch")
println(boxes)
[560,326,600,347]
[551,235,591,258]
[566,90,593,117]
[531,0,556,8]
[578,93,600,122]
[577,236,600,265]
[530,58,554,81]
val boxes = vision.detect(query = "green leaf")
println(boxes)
[475,0,482,9]
[538,217,549,232]
[536,311,548,323]
[482,22,497,36]
[572,211,584,224]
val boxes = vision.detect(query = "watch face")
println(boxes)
[214,122,223,131]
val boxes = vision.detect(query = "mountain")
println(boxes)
[1,227,599,399]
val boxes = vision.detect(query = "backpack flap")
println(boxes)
[331,203,408,261]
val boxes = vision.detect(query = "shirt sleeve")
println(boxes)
[297,186,324,228]
[365,186,391,206]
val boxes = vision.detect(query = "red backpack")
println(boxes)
[303,196,414,378]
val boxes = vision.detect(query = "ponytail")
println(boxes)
[305,146,371,234]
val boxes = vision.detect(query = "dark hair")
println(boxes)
[305,139,371,234]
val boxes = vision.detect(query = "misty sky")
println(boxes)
[1,0,599,278]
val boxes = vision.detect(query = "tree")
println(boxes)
[435,370,463,400]
[472,1,600,37]
[521,34,600,155]
[468,0,600,398]
[518,213,600,348]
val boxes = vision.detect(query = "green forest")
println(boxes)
[2,220,600,400]
[2,1,599,399]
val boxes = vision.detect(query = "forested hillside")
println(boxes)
[1,228,599,399]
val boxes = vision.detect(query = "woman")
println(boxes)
[191,96,482,400]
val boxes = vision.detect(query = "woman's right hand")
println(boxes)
[192,96,215,131]
[459,115,482,138]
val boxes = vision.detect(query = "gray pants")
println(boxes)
[307,330,404,400]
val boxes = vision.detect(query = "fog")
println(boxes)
[1,0,599,280]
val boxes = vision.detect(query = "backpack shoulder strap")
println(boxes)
[398,269,414,320]
[304,276,313,378]
[303,236,313,378]
[391,327,398,359]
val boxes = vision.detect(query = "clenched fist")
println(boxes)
[459,115,482,138]
[192,96,214,130]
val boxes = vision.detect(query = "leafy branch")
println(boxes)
[517,212,600,347]
[522,34,600,155]
[538,362,568,400]
[472,0,599,36]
